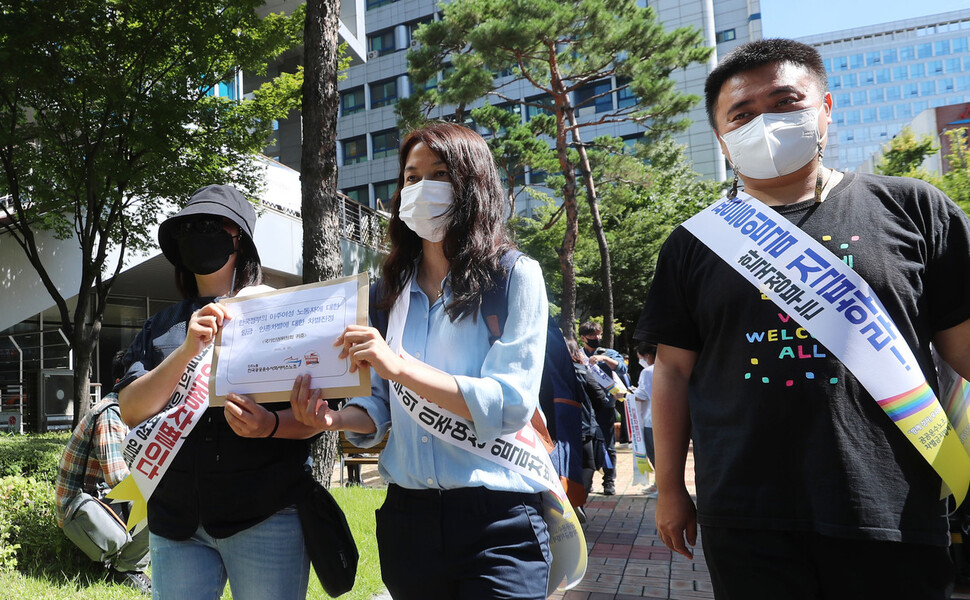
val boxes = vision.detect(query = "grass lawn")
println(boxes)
[0,486,387,600]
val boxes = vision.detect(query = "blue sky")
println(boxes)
[761,0,969,39]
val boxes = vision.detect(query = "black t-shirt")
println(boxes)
[117,297,311,540]
[636,172,970,546]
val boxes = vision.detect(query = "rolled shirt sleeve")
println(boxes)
[454,256,548,442]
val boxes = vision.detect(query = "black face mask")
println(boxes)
[585,337,601,350]
[176,230,236,275]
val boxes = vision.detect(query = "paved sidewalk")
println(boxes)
[548,444,712,600]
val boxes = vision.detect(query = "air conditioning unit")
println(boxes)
[39,369,73,432]
[367,50,380,60]
[410,39,421,49]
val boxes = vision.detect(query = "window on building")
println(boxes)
[370,78,398,108]
[621,133,645,154]
[525,94,554,121]
[836,92,851,106]
[823,58,832,72]
[829,75,841,90]
[878,105,894,120]
[930,60,944,74]
[845,110,861,125]
[529,169,547,185]
[839,130,854,144]
[876,68,891,84]
[912,63,926,78]
[857,127,870,143]
[935,40,951,56]
[843,73,857,88]
[965,56,970,70]
[904,83,919,97]
[957,75,970,91]
[883,49,899,64]
[921,80,936,96]
[373,180,396,210]
[849,54,863,69]
[870,88,885,102]
[576,79,614,113]
[340,87,365,116]
[368,29,395,56]
[833,56,847,71]
[931,97,946,108]
[886,86,901,101]
[893,65,908,81]
[715,29,736,43]
[861,71,874,85]
[948,58,962,73]
[372,129,399,160]
[343,185,368,205]
[851,91,867,105]
[342,136,367,165]
[366,0,396,8]
[942,78,955,92]
[900,46,915,61]
[955,37,969,53]
[834,112,846,126]
[872,125,889,140]
[616,77,638,109]
[865,51,881,66]
[913,101,929,114]
[408,18,432,45]
[917,43,932,59]
[862,108,877,123]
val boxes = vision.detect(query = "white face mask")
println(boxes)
[638,358,649,369]
[720,106,824,179]
[399,179,454,242]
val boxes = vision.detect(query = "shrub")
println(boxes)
[0,433,70,484]
[0,476,91,576]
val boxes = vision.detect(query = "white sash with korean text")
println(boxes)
[107,345,213,531]
[683,191,970,505]
[386,278,587,593]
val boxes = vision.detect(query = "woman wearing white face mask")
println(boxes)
[290,122,553,599]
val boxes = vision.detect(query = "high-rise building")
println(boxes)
[334,0,762,215]
[799,9,970,172]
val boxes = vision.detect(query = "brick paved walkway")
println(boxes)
[548,444,712,600]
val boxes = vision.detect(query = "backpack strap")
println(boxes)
[481,250,523,343]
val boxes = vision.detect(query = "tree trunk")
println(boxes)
[566,112,615,348]
[550,85,579,340]
[302,0,343,487]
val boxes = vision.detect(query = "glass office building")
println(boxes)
[800,9,970,172]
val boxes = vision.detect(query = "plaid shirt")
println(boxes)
[54,394,130,526]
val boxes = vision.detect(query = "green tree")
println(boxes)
[515,137,720,354]
[875,126,939,180]
[0,0,304,424]
[469,103,557,216]
[938,127,970,215]
[400,0,710,343]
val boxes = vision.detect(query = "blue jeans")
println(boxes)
[149,506,309,600]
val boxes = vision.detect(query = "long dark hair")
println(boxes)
[378,121,516,321]
[175,232,263,299]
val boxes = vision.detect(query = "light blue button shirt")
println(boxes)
[346,255,549,493]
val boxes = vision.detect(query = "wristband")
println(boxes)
[266,411,280,438]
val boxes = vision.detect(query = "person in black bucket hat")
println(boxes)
[156,184,262,298]
[115,183,320,599]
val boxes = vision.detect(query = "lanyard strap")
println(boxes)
[385,276,586,593]
[683,192,970,505]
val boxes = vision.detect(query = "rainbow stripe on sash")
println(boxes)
[878,382,937,422]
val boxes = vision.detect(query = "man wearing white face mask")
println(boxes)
[636,39,970,599]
